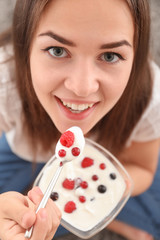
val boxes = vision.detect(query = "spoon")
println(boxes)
[24,158,67,238]
[24,126,85,238]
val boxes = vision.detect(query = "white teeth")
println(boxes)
[78,104,86,111]
[61,101,94,112]
[63,101,67,106]
[72,104,78,110]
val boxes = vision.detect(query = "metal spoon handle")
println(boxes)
[25,164,63,238]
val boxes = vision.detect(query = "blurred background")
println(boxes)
[0,0,160,66]
[0,0,159,240]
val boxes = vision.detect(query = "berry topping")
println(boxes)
[50,192,59,201]
[79,196,86,203]
[81,157,94,168]
[97,185,107,193]
[80,181,88,189]
[92,175,99,181]
[99,163,106,170]
[72,147,80,156]
[60,130,74,148]
[60,161,63,167]
[110,173,117,180]
[64,201,76,213]
[58,149,66,157]
[62,178,75,190]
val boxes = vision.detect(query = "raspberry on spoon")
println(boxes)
[55,126,85,162]
[60,130,74,147]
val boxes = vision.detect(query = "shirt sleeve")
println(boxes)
[0,46,20,137]
[126,62,160,146]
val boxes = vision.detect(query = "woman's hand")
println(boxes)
[0,187,61,240]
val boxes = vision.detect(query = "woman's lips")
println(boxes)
[55,97,97,120]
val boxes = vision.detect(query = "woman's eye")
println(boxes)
[101,52,124,63]
[45,47,68,58]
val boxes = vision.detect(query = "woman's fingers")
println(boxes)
[27,186,44,205]
[30,208,48,240]
[0,191,36,229]
[0,188,61,240]
[47,198,62,226]
[28,187,61,239]
[28,186,62,225]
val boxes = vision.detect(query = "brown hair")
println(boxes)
[92,0,152,154]
[12,0,59,155]
[0,0,152,156]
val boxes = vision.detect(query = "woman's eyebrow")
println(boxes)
[100,40,132,49]
[38,31,132,49]
[38,31,76,47]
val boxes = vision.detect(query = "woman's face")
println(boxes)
[30,0,134,134]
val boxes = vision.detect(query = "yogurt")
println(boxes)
[39,139,127,233]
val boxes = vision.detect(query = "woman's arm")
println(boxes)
[118,138,160,196]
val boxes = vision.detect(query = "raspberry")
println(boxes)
[72,147,80,156]
[92,175,99,181]
[79,196,86,203]
[81,157,94,168]
[60,161,63,167]
[58,149,66,157]
[64,201,76,213]
[99,163,106,170]
[62,178,75,190]
[60,131,74,148]
[80,181,88,189]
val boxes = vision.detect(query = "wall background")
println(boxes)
[150,0,160,65]
[0,0,16,31]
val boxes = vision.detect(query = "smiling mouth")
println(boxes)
[60,99,94,113]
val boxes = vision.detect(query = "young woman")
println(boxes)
[0,0,160,239]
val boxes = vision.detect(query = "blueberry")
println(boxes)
[50,192,59,201]
[110,173,117,180]
[97,185,107,193]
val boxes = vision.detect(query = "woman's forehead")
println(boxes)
[36,0,134,46]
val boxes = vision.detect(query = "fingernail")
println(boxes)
[33,187,43,195]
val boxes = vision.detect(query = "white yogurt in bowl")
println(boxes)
[35,138,133,239]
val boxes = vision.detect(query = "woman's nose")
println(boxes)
[64,61,99,97]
